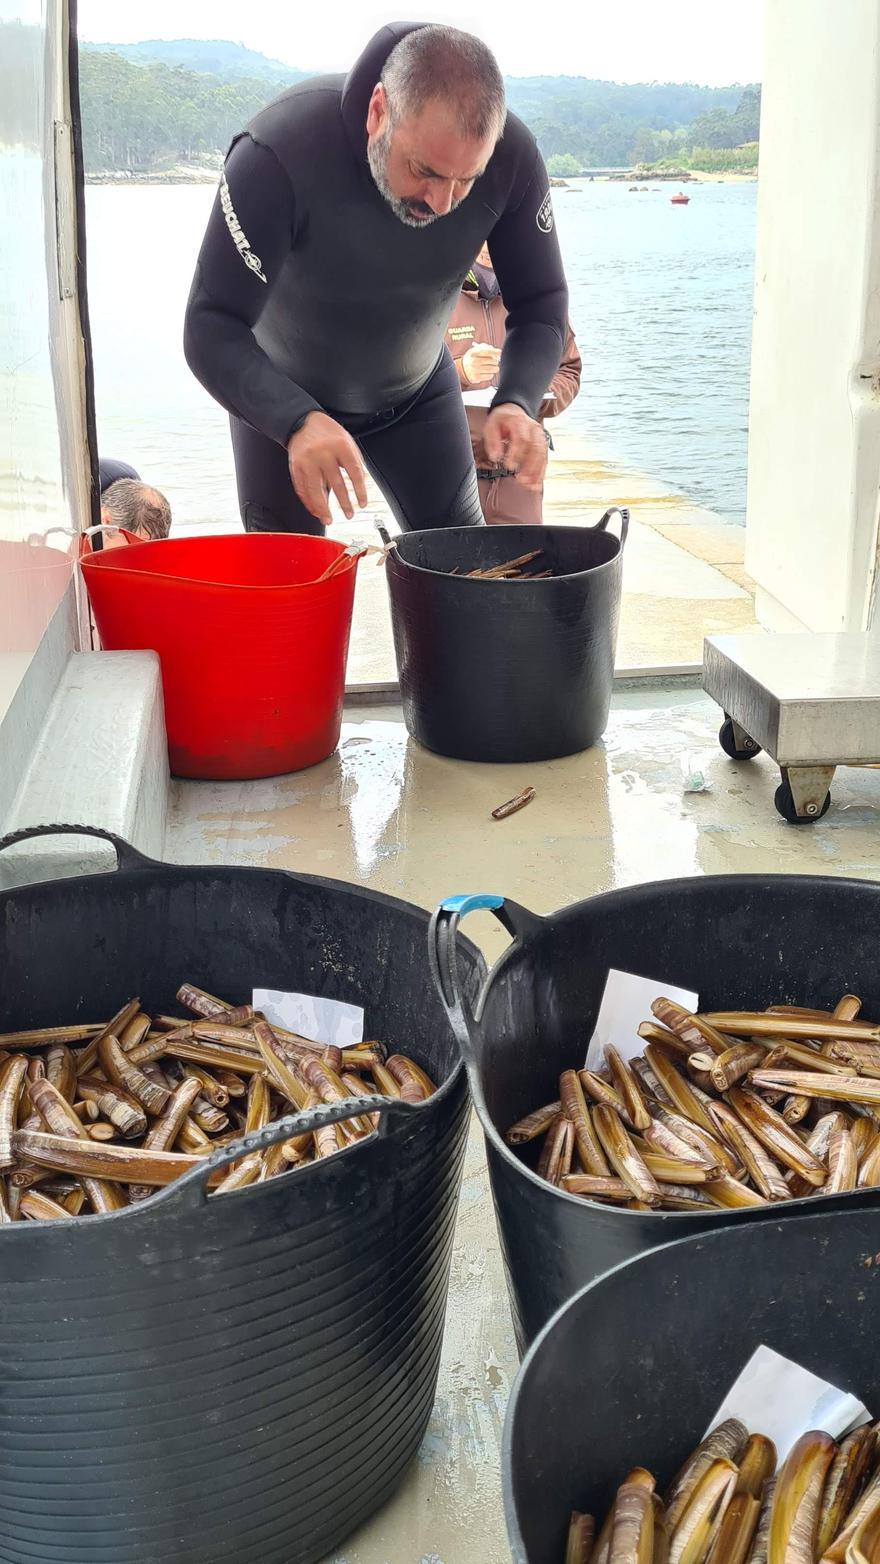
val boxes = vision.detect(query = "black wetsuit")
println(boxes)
[183,22,568,535]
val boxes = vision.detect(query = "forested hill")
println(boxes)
[77,37,760,176]
[81,37,302,84]
[503,77,759,169]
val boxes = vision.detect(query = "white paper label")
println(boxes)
[585,968,700,1070]
[461,387,555,409]
[253,988,364,1049]
[705,1345,871,1462]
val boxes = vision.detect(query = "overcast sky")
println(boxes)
[77,0,764,85]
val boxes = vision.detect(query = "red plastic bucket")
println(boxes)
[81,533,359,780]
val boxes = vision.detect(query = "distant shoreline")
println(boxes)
[85,165,219,185]
[87,164,756,188]
[687,169,757,183]
[553,171,756,189]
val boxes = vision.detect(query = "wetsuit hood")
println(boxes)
[340,21,426,161]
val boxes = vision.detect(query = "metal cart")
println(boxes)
[703,632,880,822]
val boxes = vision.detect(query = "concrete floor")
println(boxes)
[163,686,880,1564]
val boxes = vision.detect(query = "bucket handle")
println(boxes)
[0,823,157,874]
[79,526,144,558]
[594,506,630,550]
[428,894,546,1067]
[152,1093,420,1213]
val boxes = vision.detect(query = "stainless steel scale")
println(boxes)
[703,633,880,822]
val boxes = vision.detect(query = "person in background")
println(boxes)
[446,242,581,523]
[98,460,172,541]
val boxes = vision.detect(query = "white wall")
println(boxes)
[746,0,880,632]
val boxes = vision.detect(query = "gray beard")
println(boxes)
[367,126,436,227]
[367,125,463,229]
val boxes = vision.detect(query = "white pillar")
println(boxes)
[746,0,880,632]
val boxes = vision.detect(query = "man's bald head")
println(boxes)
[101,479,172,540]
[381,26,506,144]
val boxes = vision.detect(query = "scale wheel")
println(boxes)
[774,780,831,824]
[718,718,761,761]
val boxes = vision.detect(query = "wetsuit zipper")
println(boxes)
[483,297,500,398]
[483,299,497,352]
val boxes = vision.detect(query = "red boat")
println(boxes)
[671,192,691,204]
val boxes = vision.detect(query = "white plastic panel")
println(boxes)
[746,0,880,632]
[0,1,89,732]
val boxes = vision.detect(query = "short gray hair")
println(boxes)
[381,26,506,144]
[102,479,172,540]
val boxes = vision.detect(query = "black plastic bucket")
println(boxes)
[429,876,880,1353]
[385,511,628,762]
[503,1209,880,1563]
[0,826,483,1564]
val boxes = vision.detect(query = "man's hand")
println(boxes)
[287,411,368,526]
[461,342,501,386]
[483,403,547,490]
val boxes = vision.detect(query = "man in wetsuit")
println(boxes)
[183,22,568,534]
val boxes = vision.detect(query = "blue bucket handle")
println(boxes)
[428,894,545,1070]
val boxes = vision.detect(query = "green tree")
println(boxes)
[686,143,758,173]
[731,86,761,142]
[546,152,582,177]
[79,49,292,172]
[684,87,762,153]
